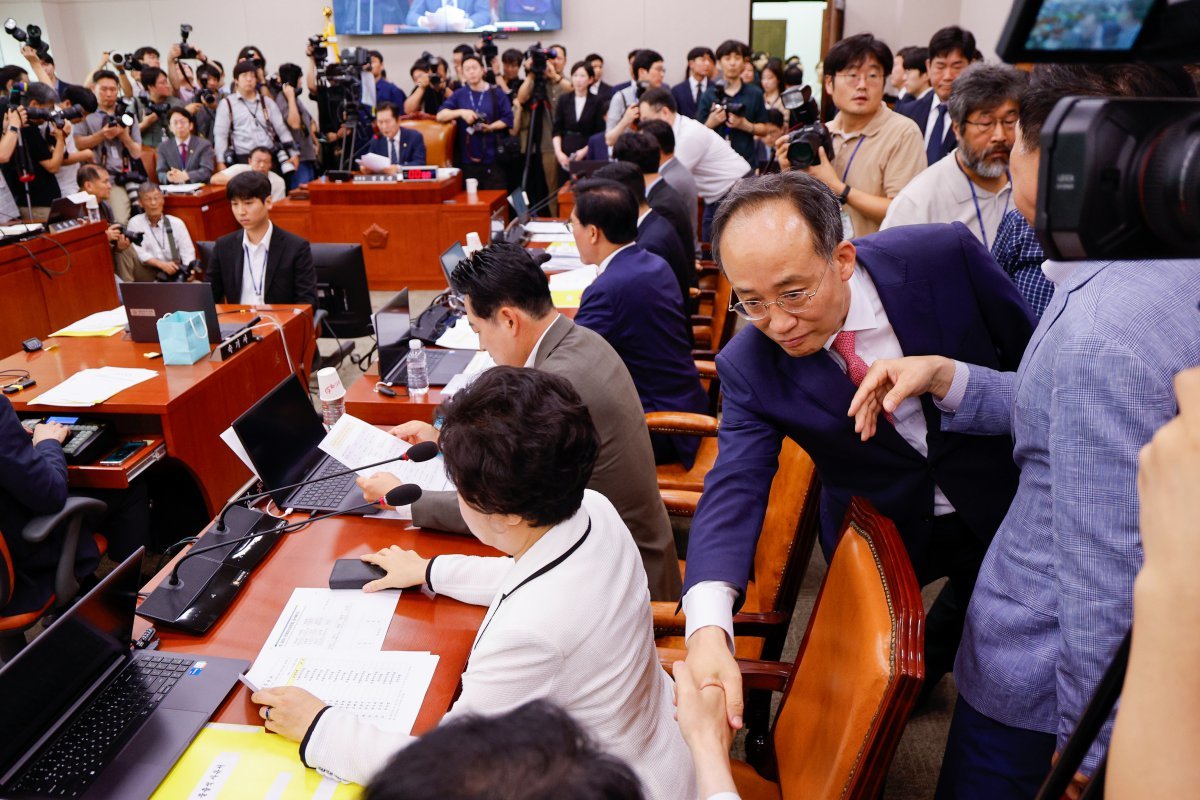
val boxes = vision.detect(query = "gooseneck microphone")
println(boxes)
[214,440,440,532]
[167,484,424,587]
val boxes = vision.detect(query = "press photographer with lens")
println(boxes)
[213,60,299,176]
[514,43,569,206]
[75,163,147,282]
[125,182,199,282]
[74,69,144,224]
[403,52,452,116]
[697,40,768,168]
[138,66,183,149]
[0,82,69,221]
[437,53,513,190]
[271,63,320,188]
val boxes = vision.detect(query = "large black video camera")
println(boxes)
[177,24,198,60]
[780,86,833,170]
[526,43,550,77]
[998,0,1200,259]
[3,19,49,61]
[477,32,507,65]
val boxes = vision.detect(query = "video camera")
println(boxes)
[780,87,833,170]
[998,0,1200,259]
[26,104,86,130]
[3,19,49,61]
[526,43,551,77]
[477,32,507,65]
[177,24,198,60]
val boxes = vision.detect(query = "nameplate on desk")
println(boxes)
[216,329,258,361]
[352,174,399,183]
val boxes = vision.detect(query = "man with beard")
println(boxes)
[881,64,1025,249]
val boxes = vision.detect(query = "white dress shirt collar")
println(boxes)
[242,221,274,254]
[689,76,707,94]
[1041,260,1080,288]
[595,242,636,276]
[823,267,877,350]
[636,208,651,228]
[523,313,562,368]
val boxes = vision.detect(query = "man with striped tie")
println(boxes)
[362,102,427,174]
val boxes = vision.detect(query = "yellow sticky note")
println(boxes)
[550,290,584,309]
[152,724,361,799]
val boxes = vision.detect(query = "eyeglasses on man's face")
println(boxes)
[729,263,832,321]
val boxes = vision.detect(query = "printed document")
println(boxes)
[319,414,454,492]
[29,366,157,407]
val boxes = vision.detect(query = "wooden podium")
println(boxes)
[162,184,240,242]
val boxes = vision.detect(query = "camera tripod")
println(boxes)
[520,73,553,211]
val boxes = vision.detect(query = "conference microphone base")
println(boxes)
[137,505,288,635]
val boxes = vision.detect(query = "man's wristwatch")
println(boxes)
[838,184,852,205]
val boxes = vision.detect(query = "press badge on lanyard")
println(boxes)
[244,242,267,305]
[839,136,866,240]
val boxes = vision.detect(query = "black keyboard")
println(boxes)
[291,458,357,509]
[12,655,194,797]
[389,349,448,386]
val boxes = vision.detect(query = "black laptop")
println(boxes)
[231,375,372,514]
[122,283,243,344]
[0,549,247,799]
[374,289,475,387]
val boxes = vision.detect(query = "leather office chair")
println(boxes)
[691,268,734,359]
[666,498,924,795]
[399,119,455,167]
[0,497,108,663]
[141,150,157,185]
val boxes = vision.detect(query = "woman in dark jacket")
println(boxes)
[551,61,606,187]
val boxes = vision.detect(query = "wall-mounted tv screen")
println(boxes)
[332,0,563,35]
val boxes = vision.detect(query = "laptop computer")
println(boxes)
[440,242,467,289]
[0,549,247,799]
[231,375,370,514]
[375,290,475,387]
[122,283,243,344]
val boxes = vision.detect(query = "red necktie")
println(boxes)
[832,331,893,423]
[180,141,188,165]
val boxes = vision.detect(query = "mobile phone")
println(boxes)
[99,441,147,466]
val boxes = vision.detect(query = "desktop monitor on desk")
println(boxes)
[313,243,372,339]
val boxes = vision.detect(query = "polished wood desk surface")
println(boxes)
[162,184,240,243]
[136,513,499,734]
[1,305,314,514]
[306,175,463,205]
[0,222,118,350]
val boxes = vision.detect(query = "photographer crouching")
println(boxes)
[125,182,199,282]
[436,53,513,190]
[76,163,148,283]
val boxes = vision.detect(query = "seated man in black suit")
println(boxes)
[612,130,695,262]
[206,171,317,308]
[156,108,215,185]
[362,101,426,172]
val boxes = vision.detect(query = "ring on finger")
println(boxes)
[263,706,271,721]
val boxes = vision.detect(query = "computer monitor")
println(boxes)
[440,242,467,290]
[312,243,372,339]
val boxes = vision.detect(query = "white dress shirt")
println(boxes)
[689,76,709,104]
[125,213,197,266]
[923,93,951,149]
[880,149,1012,248]
[682,266,954,647]
[573,93,587,122]
[670,113,750,202]
[303,491,698,800]
[239,222,274,305]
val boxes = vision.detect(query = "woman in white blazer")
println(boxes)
[252,367,697,800]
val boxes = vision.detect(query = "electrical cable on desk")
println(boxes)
[253,315,297,378]
[351,341,377,372]
[30,233,72,275]
[0,369,31,381]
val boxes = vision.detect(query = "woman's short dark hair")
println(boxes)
[449,242,555,321]
[364,700,644,800]
[632,49,663,79]
[439,368,600,528]
[761,58,786,91]
[592,163,646,211]
[636,120,675,155]
[927,26,978,62]
[226,170,272,202]
[572,178,638,245]
[824,33,893,78]
[712,172,843,266]
[569,61,594,80]
[612,132,660,175]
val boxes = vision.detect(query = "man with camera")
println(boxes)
[0,108,26,221]
[1,83,67,221]
[437,54,513,190]
[138,67,182,150]
[74,70,144,224]
[272,64,319,188]
[776,34,925,238]
[514,43,571,206]
[404,55,453,116]
[604,49,667,147]
[882,64,1025,248]
[125,182,197,282]
[697,40,768,168]
[76,163,146,282]
[213,60,299,175]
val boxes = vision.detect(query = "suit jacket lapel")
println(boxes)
[533,315,573,368]
[857,244,941,358]
[263,234,284,301]
[228,237,245,303]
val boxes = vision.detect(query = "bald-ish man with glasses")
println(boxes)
[882,64,1027,247]
[679,172,1036,727]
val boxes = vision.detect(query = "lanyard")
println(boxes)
[243,241,268,301]
[841,136,866,183]
[470,517,592,653]
[955,155,1011,251]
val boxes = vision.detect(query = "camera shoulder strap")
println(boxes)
[162,216,181,263]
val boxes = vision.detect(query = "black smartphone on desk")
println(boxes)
[100,440,148,466]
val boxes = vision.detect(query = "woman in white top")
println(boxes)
[252,367,696,800]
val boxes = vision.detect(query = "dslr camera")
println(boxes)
[145,100,174,119]
[110,52,142,72]
[465,116,491,136]
[155,259,201,282]
[116,225,144,246]
[26,104,86,130]
[417,51,442,87]
[710,93,746,118]
[273,145,296,175]
[177,24,198,60]
[101,110,136,129]
[780,87,833,170]
[477,32,506,65]
[3,19,50,61]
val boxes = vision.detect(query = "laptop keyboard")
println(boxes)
[12,655,194,797]
[290,458,356,509]
[390,349,448,385]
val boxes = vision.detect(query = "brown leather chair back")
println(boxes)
[772,498,923,800]
[142,149,157,183]
[750,438,819,617]
[710,269,736,354]
[400,119,455,167]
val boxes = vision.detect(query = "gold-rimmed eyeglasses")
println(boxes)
[729,265,832,321]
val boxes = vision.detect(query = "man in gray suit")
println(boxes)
[156,108,214,185]
[357,242,682,601]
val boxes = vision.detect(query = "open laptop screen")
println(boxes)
[439,242,467,290]
[232,376,328,507]
[0,550,142,779]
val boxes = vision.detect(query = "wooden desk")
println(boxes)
[0,305,315,516]
[136,515,496,734]
[271,177,507,290]
[163,185,239,243]
[345,367,446,425]
[0,223,118,351]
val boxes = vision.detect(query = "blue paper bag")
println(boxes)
[157,310,210,365]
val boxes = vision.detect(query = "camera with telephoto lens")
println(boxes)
[116,225,144,246]
[110,52,143,72]
[266,75,283,95]
[4,19,50,61]
[197,88,216,105]
[177,24,198,60]
[100,111,136,129]
[273,145,296,175]
[26,104,85,130]
[525,43,550,76]
[779,87,832,170]
[155,259,200,282]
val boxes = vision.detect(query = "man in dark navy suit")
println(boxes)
[679,172,1035,730]
[362,102,427,171]
[671,46,715,121]
[584,131,610,162]
[570,178,708,469]
[897,27,977,165]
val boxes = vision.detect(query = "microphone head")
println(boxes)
[384,483,423,507]
[531,251,553,267]
[405,440,440,463]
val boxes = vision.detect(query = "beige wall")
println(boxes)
[842,0,1012,63]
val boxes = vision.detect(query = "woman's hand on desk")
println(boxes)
[357,472,403,504]
[360,545,430,592]
[388,420,439,445]
[251,687,328,742]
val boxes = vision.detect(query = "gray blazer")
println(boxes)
[411,315,683,601]
[659,156,700,255]
[156,136,215,184]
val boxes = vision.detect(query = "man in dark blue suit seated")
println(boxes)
[570,178,708,469]
[584,130,610,162]
[679,172,1035,725]
[362,102,427,172]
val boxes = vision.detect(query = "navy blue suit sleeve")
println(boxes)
[0,399,68,516]
[406,130,426,164]
[951,222,1037,370]
[572,281,617,342]
[681,349,784,604]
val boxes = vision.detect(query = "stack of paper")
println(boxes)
[50,306,127,337]
[158,183,204,194]
[29,366,157,407]
[524,220,572,236]
[1,222,44,237]
[357,152,392,172]
[548,265,598,308]
[440,351,495,398]
[434,315,481,350]
[319,414,455,493]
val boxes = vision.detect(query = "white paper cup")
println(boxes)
[317,367,346,402]
[465,178,479,198]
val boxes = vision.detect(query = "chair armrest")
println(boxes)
[688,287,702,300]
[660,489,701,517]
[738,658,794,693]
[731,611,792,638]
[695,360,718,379]
[652,602,686,635]
[22,497,107,544]
[692,349,717,360]
[697,263,719,279]
[645,412,718,436]
[691,313,713,325]
[692,325,713,348]
[313,308,329,336]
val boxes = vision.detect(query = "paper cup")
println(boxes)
[465,178,479,198]
[317,367,346,402]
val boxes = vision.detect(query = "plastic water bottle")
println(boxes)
[85,196,101,223]
[316,367,346,427]
[407,340,429,397]
[321,395,345,427]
